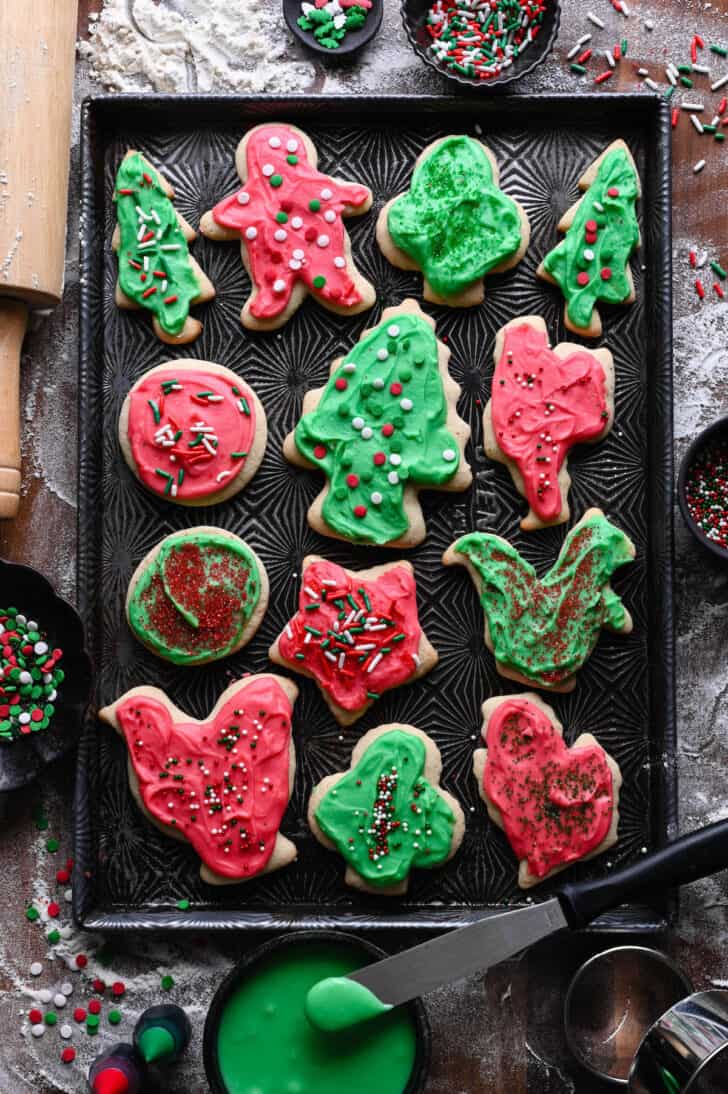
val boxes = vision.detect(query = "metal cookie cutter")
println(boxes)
[563,946,694,1087]
[629,989,728,1093]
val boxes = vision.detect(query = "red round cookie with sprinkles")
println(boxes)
[119,360,267,506]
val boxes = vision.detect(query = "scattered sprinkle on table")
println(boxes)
[685,438,728,549]
[93,978,106,993]
[694,159,706,174]
[31,1024,45,1038]
[297,0,371,50]
[86,1013,100,1033]
[111,981,126,997]
[0,608,64,741]
[61,1047,76,1064]
[54,993,66,1008]
[426,0,548,81]
[60,1024,73,1039]
[61,981,73,996]
[75,954,88,969]
[161,975,175,992]
[88,999,102,1015]
[73,1008,86,1023]
[44,1012,57,1027]
[47,929,60,945]
[28,1009,42,1025]
[176,898,190,911]
[46,838,59,853]
[29,961,42,976]
[109,1009,122,1025]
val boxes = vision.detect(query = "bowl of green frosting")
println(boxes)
[203,930,430,1094]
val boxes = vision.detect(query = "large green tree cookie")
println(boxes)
[284,299,472,548]
[537,139,641,338]
[377,135,530,305]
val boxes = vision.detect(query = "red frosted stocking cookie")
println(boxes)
[484,317,614,530]
[473,693,621,888]
[200,123,375,331]
[98,674,298,885]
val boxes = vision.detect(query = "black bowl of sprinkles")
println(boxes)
[0,558,92,792]
[400,0,561,89]
[678,415,728,562]
[284,0,383,57]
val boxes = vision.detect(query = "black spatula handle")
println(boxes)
[557,818,728,928]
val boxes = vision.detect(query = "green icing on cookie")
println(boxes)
[452,512,634,688]
[294,311,460,545]
[541,144,640,331]
[314,729,456,887]
[114,152,201,337]
[386,135,524,298]
[127,530,261,665]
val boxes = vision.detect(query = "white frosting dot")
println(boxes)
[583,248,595,261]
[317,234,330,248]
[352,417,365,430]
[442,448,457,462]
[342,362,357,373]
[387,324,400,337]
[333,256,346,268]
[291,216,303,229]
[286,138,299,152]
[289,259,302,271]
[245,226,257,240]
[273,279,286,293]
[268,136,282,148]
[388,471,400,485]
[321,187,333,199]
[237,191,250,205]
[400,398,413,411]
[292,248,305,260]
[324,210,336,223]
[361,426,373,440]
[372,377,385,389]
[371,492,383,505]
[377,348,389,361]
[262,163,275,177]
[390,453,402,466]
[274,228,287,242]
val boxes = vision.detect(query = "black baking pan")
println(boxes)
[74,94,674,932]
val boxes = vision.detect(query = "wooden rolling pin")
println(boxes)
[0,1,78,518]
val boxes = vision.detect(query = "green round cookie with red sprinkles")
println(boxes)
[0,608,64,742]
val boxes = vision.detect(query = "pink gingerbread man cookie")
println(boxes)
[200,123,376,331]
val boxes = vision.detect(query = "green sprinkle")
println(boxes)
[704,124,717,133]
[232,386,241,396]
[147,399,160,424]
[178,469,184,485]
[711,44,728,56]
[304,626,322,637]
[621,38,628,56]
[108,1010,122,1025]
[47,928,60,944]
[712,261,727,279]
[570,63,586,75]
[46,838,59,853]
[161,975,175,992]
[309,199,321,212]
[161,379,180,393]
[177,898,190,911]
[26,906,39,922]
[35,816,49,831]
[270,174,283,187]
[312,275,326,289]
[346,594,359,611]
[239,397,250,416]
[44,1012,57,1027]
[86,1014,100,1031]
[680,76,694,88]
[715,132,726,141]
[295,653,305,661]
[664,86,676,100]
[286,155,299,165]
[304,602,320,612]
[231,451,248,459]
[366,691,380,700]
[391,633,406,643]
[359,588,371,612]
[678,63,693,74]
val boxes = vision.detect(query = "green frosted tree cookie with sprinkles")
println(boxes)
[537,139,641,338]
[308,724,465,895]
[284,298,472,548]
[376,135,530,307]
[113,150,215,345]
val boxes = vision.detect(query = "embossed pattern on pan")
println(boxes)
[75,96,674,931]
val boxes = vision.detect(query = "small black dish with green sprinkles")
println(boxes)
[0,558,92,792]
[283,0,383,58]
[678,415,728,562]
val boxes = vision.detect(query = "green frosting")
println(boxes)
[315,729,456,887]
[294,311,461,545]
[114,152,201,336]
[305,977,392,1032]
[453,512,634,688]
[541,144,640,331]
[216,942,417,1094]
[127,530,261,666]
[387,135,524,298]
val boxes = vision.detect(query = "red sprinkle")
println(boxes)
[720,97,727,116]
[353,505,367,518]
[346,473,359,488]
[381,424,394,438]
[334,378,348,391]
[164,295,178,305]
[75,955,88,969]
[61,1047,76,1064]
[607,187,620,198]
[691,40,698,64]
[695,34,705,49]
[577,48,592,64]
[29,1009,43,1025]
[689,251,697,268]
[47,902,60,918]
[601,267,613,281]
[118,188,135,195]
[142,285,157,299]
[671,108,679,128]
[585,220,598,233]
[111,981,126,997]
[92,979,106,993]
[595,70,613,85]
[56,869,70,884]
[373,452,386,466]
[715,282,725,299]
[313,445,327,459]
[73,1008,87,1023]
[696,279,706,299]
[576,272,590,286]
[389,382,403,395]
[88,999,102,1015]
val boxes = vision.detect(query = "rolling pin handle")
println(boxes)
[0,299,29,519]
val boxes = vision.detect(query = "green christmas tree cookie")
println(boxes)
[537,139,641,338]
[284,299,472,548]
[376,135,530,306]
[112,150,215,344]
[308,725,465,895]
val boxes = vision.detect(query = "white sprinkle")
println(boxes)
[712,74,728,92]
[697,250,708,267]
[412,653,421,667]
[567,43,581,60]
[333,256,346,268]
[54,993,67,1008]
[352,417,365,430]
[388,471,399,485]
[216,470,231,483]
[711,115,720,127]
[291,216,303,229]
[681,102,705,111]
[245,227,257,240]
[377,348,388,361]
[390,453,402,466]
[644,78,660,91]
[160,244,181,252]
[286,138,299,152]
[666,68,677,87]
[644,18,653,29]
[371,492,382,505]
[274,228,287,242]
[273,278,286,293]
[237,191,250,205]
[400,398,413,411]
[60,1025,73,1039]
[587,12,604,27]
[31,1024,45,1038]
[19,671,31,684]
[38,990,52,1003]
[30,962,43,977]
[321,187,333,199]
[289,259,302,271]
[637,67,649,77]
[268,136,282,148]
[593,200,604,212]
[584,248,595,261]
[286,624,293,639]
[361,427,373,439]
[304,586,317,598]
[262,163,274,177]
[61,982,73,997]
[372,377,385,389]
[442,448,457,462]
[343,361,357,373]
[292,248,305,260]
[304,632,312,645]
[605,50,615,69]
[324,651,337,663]
[691,114,705,134]
[694,159,707,174]
[324,210,336,223]
[317,234,330,247]
[367,653,383,673]
[578,33,591,45]
[619,0,629,14]
[693,64,710,75]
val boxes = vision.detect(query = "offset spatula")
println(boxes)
[307,818,728,1030]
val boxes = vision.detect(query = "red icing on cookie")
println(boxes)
[483,698,614,879]
[210,124,370,320]
[114,678,292,880]
[277,560,422,712]
[127,367,256,501]
[491,321,608,522]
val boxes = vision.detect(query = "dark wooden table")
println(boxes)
[2,1,728,1090]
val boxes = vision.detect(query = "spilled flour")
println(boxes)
[78,0,315,93]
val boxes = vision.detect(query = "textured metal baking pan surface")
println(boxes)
[75,94,675,931]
